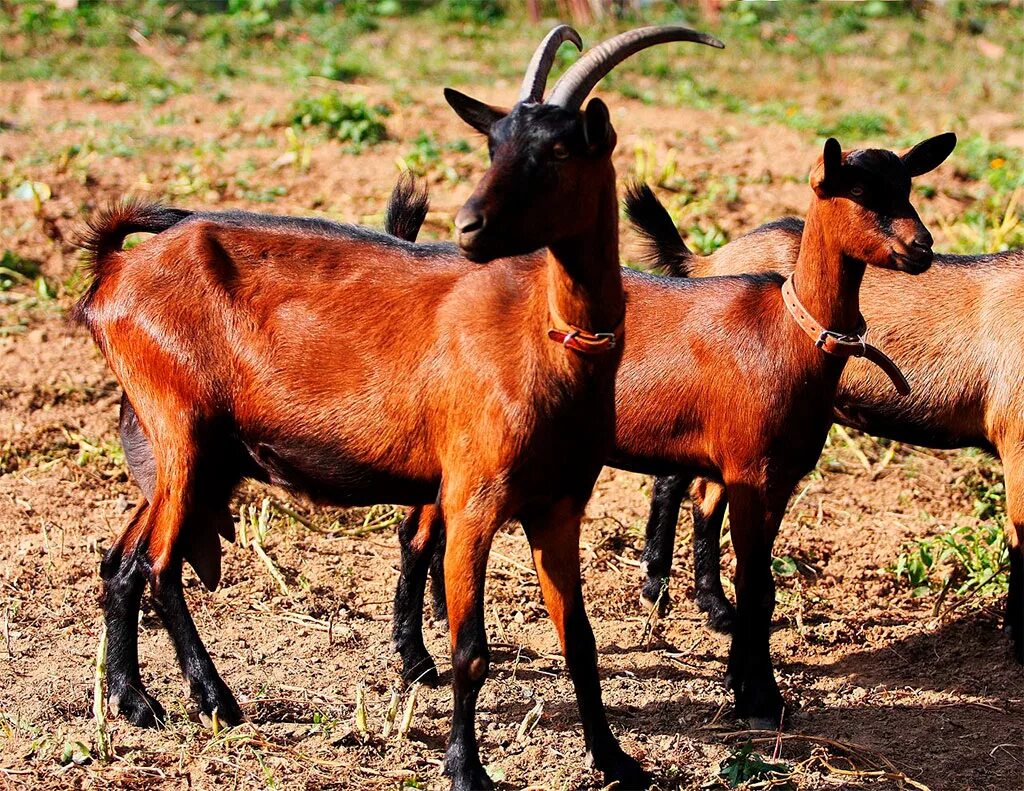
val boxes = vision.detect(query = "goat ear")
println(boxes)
[811,137,843,197]
[583,98,615,153]
[443,88,507,135]
[900,132,956,177]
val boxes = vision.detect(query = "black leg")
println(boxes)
[429,526,449,625]
[392,505,443,686]
[151,558,243,726]
[101,533,167,727]
[723,483,785,729]
[640,474,688,614]
[1006,544,1023,664]
[692,478,736,633]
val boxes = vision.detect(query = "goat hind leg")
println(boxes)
[692,478,735,633]
[640,473,688,615]
[151,552,243,726]
[101,504,166,727]
[147,486,242,725]
[392,504,443,686]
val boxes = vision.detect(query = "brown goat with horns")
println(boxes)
[394,133,956,729]
[76,25,723,791]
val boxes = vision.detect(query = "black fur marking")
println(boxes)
[101,542,167,727]
[151,560,243,725]
[640,474,688,613]
[446,610,493,790]
[746,216,804,238]
[691,492,735,633]
[247,437,437,507]
[392,504,443,686]
[384,173,429,243]
[624,181,692,278]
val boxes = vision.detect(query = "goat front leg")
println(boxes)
[392,503,444,686]
[442,499,502,791]
[101,504,166,727]
[723,481,785,729]
[525,499,650,789]
[691,477,735,633]
[640,474,688,615]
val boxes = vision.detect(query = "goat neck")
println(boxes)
[790,198,865,337]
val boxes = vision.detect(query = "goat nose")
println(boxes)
[455,206,485,235]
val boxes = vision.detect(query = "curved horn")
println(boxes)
[547,25,724,111]
[518,24,583,104]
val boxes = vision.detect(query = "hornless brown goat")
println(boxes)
[625,183,1024,664]
[394,134,955,728]
[76,25,723,791]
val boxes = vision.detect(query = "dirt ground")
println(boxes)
[2,25,1023,791]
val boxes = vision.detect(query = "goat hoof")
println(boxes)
[733,689,785,730]
[445,756,493,791]
[695,592,735,634]
[704,604,736,634]
[592,748,651,790]
[196,682,244,728]
[401,654,441,687]
[640,576,671,616]
[108,686,166,728]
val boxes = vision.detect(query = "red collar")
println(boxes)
[547,304,624,355]
[781,275,910,396]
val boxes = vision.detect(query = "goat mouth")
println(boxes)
[457,235,496,264]
[890,249,932,273]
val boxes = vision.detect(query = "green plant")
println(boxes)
[290,93,388,149]
[686,223,728,255]
[0,252,41,292]
[715,742,794,789]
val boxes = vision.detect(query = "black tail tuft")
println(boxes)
[384,172,429,243]
[72,198,193,324]
[623,182,692,278]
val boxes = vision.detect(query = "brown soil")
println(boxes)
[0,78,1021,791]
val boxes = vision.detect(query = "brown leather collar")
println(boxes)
[781,275,910,396]
[547,303,624,355]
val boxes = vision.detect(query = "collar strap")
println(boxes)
[547,305,624,356]
[781,275,910,396]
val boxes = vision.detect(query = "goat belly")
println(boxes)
[245,438,438,507]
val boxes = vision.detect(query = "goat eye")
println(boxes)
[850,185,864,197]
[552,142,570,160]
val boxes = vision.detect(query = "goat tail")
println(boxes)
[384,172,429,243]
[623,181,692,278]
[72,199,193,324]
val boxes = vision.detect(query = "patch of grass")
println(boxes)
[941,189,1023,254]
[954,135,1024,194]
[894,464,1009,602]
[289,93,388,150]
[396,132,470,182]
[817,111,892,141]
